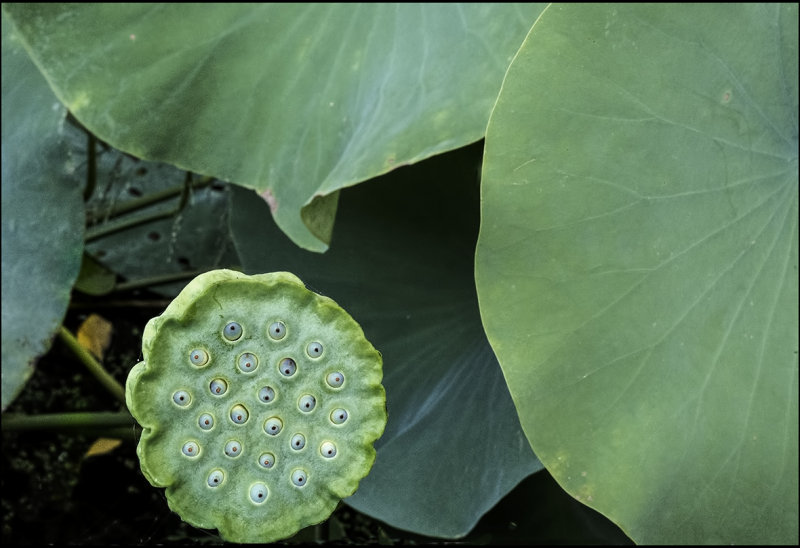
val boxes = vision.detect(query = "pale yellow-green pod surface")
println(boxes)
[125,269,386,543]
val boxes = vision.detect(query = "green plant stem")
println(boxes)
[1,411,134,433]
[58,326,127,405]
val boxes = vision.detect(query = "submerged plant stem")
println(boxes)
[58,326,126,405]
[84,132,97,201]
[113,269,209,292]
[84,174,214,241]
[86,175,214,225]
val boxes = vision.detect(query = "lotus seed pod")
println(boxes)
[125,269,386,543]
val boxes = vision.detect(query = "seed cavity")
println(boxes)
[330,408,348,425]
[298,394,316,412]
[268,321,286,340]
[291,469,307,486]
[210,378,228,396]
[249,482,268,503]
[320,441,337,458]
[224,440,242,458]
[264,417,283,436]
[207,469,224,487]
[258,386,276,403]
[172,390,191,407]
[230,404,249,425]
[223,321,243,341]
[290,433,306,450]
[189,349,209,366]
[258,452,275,468]
[198,413,214,430]
[326,372,344,388]
[306,341,323,358]
[238,352,258,373]
[182,441,200,457]
[279,358,297,377]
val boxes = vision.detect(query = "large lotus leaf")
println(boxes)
[1,16,84,410]
[476,3,798,545]
[229,143,542,538]
[2,3,544,252]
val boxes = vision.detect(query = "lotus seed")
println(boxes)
[268,321,286,340]
[223,321,243,341]
[198,413,214,430]
[209,378,228,396]
[258,386,276,403]
[230,404,249,425]
[306,341,323,358]
[249,483,268,504]
[189,348,209,366]
[291,469,307,486]
[258,452,275,468]
[298,394,316,412]
[326,372,344,388]
[320,441,337,458]
[279,357,297,377]
[224,440,242,458]
[290,433,306,450]
[182,441,200,457]
[237,352,258,372]
[264,417,283,436]
[330,408,348,425]
[172,390,191,406]
[207,469,224,487]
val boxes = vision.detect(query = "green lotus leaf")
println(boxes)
[476,3,798,544]
[229,143,542,538]
[126,269,386,543]
[1,15,84,410]
[2,3,543,252]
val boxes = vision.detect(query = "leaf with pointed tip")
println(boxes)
[3,3,544,252]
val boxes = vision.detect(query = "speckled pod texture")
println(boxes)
[125,270,386,543]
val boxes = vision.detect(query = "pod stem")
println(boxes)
[0,411,135,434]
[58,326,127,406]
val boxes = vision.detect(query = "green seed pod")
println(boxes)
[125,270,386,543]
